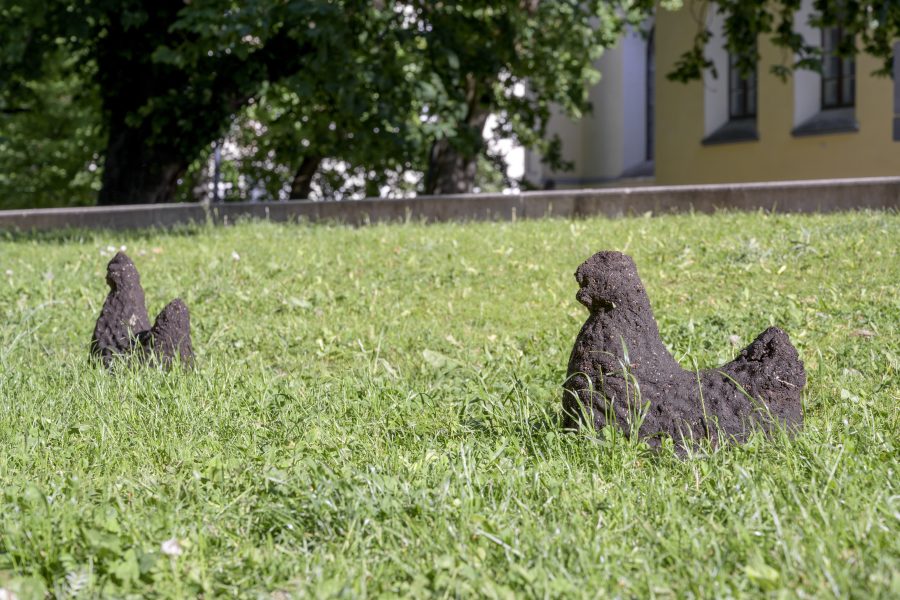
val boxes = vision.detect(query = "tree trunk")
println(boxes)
[424,126,484,195]
[289,156,322,199]
[364,177,381,199]
[98,119,187,206]
[424,76,490,196]
[92,3,312,205]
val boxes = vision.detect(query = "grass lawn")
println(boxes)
[0,211,897,598]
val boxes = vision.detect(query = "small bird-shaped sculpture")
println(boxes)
[90,252,194,369]
[562,251,805,450]
[90,252,151,367]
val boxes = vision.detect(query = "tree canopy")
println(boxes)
[2,0,373,204]
[0,48,103,209]
[1,1,898,207]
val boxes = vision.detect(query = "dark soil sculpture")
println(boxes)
[91,252,194,368]
[562,251,805,450]
[90,252,152,367]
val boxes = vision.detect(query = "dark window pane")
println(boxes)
[843,76,855,104]
[646,28,654,161]
[728,49,758,119]
[825,27,839,53]
[823,54,839,78]
[823,79,838,107]
[731,89,744,116]
[821,27,855,109]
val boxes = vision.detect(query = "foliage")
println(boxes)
[0,212,898,595]
[412,0,649,194]
[192,1,652,199]
[0,0,386,204]
[0,50,103,209]
[669,0,900,81]
[209,6,427,202]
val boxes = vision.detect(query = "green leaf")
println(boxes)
[112,548,141,585]
[744,561,780,589]
[422,349,454,369]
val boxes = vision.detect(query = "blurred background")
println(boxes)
[1,0,897,209]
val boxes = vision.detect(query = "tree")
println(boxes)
[216,7,428,201]
[3,1,897,206]
[1,0,383,205]
[0,49,103,208]
[409,1,647,195]
[215,1,653,199]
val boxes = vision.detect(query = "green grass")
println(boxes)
[1,211,897,598]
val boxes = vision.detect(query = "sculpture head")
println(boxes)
[105,252,142,291]
[574,251,647,312]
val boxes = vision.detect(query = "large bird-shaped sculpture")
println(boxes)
[91,252,194,368]
[562,251,805,450]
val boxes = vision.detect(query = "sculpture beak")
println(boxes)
[576,286,591,307]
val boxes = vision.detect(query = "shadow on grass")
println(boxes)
[0,222,211,245]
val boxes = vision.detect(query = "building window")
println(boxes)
[646,27,655,161]
[894,41,899,141]
[728,53,757,119]
[701,23,759,145]
[822,27,855,109]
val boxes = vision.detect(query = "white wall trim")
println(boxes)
[793,0,821,127]
[621,22,654,170]
[703,6,729,136]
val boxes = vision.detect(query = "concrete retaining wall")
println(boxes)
[1,177,897,232]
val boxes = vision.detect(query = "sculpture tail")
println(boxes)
[142,299,194,368]
[723,326,806,429]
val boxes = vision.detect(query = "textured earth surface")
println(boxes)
[91,252,193,368]
[562,251,806,449]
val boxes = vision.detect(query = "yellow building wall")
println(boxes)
[654,6,899,185]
